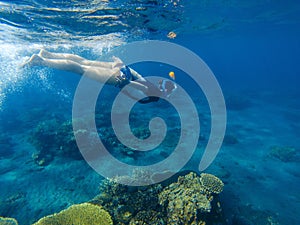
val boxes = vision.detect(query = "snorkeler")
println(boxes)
[24,49,176,103]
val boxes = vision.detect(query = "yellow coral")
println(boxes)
[0,216,18,225]
[200,173,224,194]
[32,203,112,225]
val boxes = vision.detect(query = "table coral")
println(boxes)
[32,203,112,225]
[0,217,18,225]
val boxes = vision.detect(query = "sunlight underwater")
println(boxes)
[0,0,300,225]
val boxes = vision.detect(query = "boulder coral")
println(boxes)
[200,173,224,194]
[32,203,112,225]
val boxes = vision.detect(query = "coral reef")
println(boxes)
[32,203,112,225]
[91,171,224,225]
[28,119,81,166]
[269,145,297,162]
[90,169,164,224]
[158,172,224,224]
[27,108,180,167]
[129,210,164,225]
[0,217,18,225]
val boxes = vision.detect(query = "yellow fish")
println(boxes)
[169,71,175,80]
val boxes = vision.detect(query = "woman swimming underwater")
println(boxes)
[24,49,177,104]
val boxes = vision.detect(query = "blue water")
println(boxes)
[1,0,300,224]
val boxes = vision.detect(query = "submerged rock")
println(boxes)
[269,145,297,162]
[223,134,239,145]
[226,95,252,111]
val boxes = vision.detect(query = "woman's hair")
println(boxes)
[164,80,176,93]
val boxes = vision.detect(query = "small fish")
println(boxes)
[167,31,177,39]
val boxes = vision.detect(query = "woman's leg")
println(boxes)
[129,81,148,92]
[39,49,120,68]
[28,54,86,75]
[39,49,86,63]
[26,54,121,83]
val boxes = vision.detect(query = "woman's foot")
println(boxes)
[112,56,124,68]
[38,49,52,58]
[22,54,44,67]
